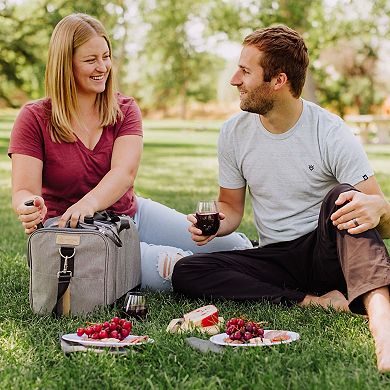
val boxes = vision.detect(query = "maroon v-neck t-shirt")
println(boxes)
[8,93,143,219]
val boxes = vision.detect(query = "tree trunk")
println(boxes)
[180,82,187,120]
[116,2,128,92]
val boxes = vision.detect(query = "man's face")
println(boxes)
[230,45,274,115]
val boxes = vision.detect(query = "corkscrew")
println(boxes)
[24,199,44,229]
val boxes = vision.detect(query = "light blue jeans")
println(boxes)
[133,196,252,291]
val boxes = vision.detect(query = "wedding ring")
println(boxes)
[352,218,359,227]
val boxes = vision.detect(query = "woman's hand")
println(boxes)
[16,196,47,234]
[58,198,97,228]
[187,212,225,246]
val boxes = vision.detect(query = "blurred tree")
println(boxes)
[0,2,47,106]
[207,0,325,104]
[313,0,390,115]
[0,0,129,106]
[2,0,389,116]
[138,0,224,118]
[207,0,390,115]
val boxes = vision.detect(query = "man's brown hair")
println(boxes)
[243,25,309,98]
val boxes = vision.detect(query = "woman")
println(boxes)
[8,13,252,291]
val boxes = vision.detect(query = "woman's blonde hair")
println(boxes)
[45,13,122,143]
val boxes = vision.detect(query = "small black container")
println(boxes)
[24,200,44,229]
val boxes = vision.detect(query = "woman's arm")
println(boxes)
[58,134,143,227]
[11,154,47,234]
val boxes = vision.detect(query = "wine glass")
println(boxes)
[195,200,220,235]
[122,292,148,320]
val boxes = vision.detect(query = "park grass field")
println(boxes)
[0,110,390,389]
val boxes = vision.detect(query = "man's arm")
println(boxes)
[187,186,246,246]
[330,176,390,238]
[217,186,247,236]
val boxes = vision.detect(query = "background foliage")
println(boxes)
[0,111,390,389]
[1,0,390,116]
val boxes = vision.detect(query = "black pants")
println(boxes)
[172,184,390,314]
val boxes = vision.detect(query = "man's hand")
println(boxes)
[187,212,225,246]
[330,190,385,234]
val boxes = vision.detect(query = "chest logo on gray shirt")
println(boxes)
[309,165,314,171]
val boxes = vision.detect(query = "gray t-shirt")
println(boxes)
[218,99,373,247]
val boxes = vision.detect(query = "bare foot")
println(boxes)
[320,290,350,312]
[364,287,390,372]
[373,336,390,373]
[299,290,350,312]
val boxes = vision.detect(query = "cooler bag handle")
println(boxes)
[45,213,124,247]
[93,211,131,233]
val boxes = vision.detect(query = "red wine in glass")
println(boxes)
[122,292,148,320]
[124,306,148,320]
[195,201,220,235]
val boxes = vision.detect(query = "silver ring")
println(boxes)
[352,218,359,227]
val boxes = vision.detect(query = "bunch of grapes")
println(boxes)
[225,317,265,342]
[76,317,132,341]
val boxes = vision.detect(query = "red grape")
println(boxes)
[226,325,236,335]
[225,317,264,343]
[244,332,253,341]
[93,324,102,333]
[237,319,245,328]
[233,331,242,340]
[75,318,133,341]
[99,330,108,339]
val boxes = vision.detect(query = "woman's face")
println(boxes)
[72,36,111,97]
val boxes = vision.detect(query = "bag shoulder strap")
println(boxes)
[53,246,75,316]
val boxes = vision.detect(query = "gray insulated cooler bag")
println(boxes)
[27,212,141,315]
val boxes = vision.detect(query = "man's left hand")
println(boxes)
[331,190,385,234]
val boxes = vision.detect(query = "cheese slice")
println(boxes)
[167,317,224,335]
[183,305,219,327]
[166,318,185,333]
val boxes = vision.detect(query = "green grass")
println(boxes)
[1,110,390,389]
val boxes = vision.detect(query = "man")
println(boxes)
[172,25,390,372]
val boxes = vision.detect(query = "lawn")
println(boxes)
[0,110,390,389]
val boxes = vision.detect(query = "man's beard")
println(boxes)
[239,85,274,115]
